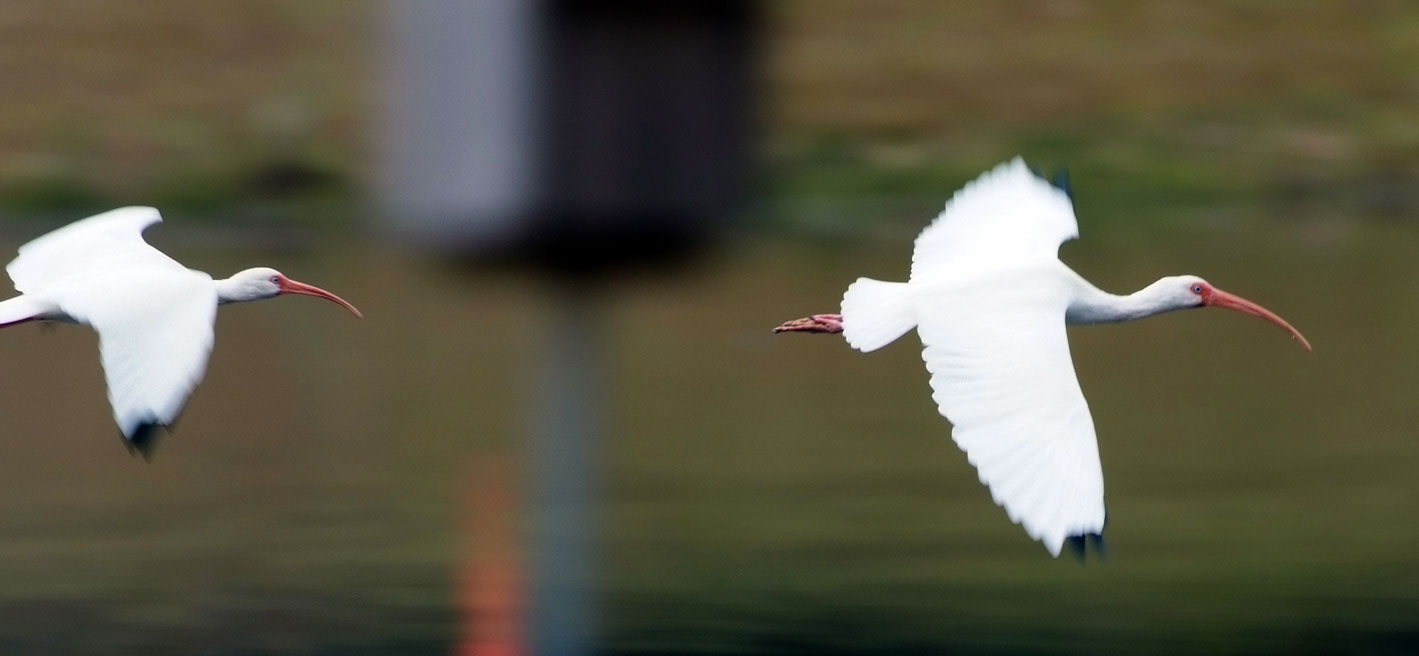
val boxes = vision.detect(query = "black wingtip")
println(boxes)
[1064,529,1108,564]
[124,423,164,461]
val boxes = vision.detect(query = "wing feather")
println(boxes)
[49,269,217,440]
[8,207,183,294]
[916,272,1105,556]
[910,158,1078,281]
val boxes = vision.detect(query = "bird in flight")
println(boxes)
[776,159,1310,557]
[0,206,362,456]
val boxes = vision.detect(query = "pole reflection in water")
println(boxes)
[458,286,603,656]
[529,286,602,656]
[459,455,527,656]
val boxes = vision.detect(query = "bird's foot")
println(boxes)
[773,314,843,334]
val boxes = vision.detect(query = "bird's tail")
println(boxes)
[841,278,916,352]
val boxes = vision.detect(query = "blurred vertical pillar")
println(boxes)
[382,1,757,654]
[383,0,541,247]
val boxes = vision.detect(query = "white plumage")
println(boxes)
[778,158,1310,556]
[914,270,1103,555]
[908,159,1078,278]
[9,207,186,294]
[864,159,1102,556]
[0,207,362,455]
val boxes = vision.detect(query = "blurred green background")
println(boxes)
[0,1,1417,654]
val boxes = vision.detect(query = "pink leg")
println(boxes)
[773,313,843,334]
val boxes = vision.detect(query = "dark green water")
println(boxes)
[0,217,1412,654]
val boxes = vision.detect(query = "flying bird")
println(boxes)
[0,206,362,456]
[775,159,1310,557]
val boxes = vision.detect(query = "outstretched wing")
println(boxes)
[916,271,1105,556]
[50,268,218,442]
[8,206,184,294]
[910,158,1078,281]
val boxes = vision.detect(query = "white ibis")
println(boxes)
[775,158,1310,557]
[0,206,362,456]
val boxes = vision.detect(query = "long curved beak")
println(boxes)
[1204,288,1310,351]
[279,278,363,318]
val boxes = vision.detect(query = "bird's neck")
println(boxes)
[213,277,255,305]
[1065,278,1183,325]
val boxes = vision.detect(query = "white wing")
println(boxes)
[49,268,218,440]
[888,159,1103,555]
[910,158,1078,281]
[916,270,1105,556]
[8,208,216,442]
[7,206,184,294]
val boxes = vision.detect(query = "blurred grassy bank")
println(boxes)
[3,2,1419,229]
[0,1,369,219]
[767,2,1419,227]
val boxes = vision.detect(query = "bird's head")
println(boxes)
[222,267,363,318]
[1166,275,1309,351]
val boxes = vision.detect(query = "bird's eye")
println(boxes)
[269,275,280,284]
[1191,284,1204,294]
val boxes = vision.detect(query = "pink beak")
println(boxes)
[1202,287,1310,352]
[278,278,363,319]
